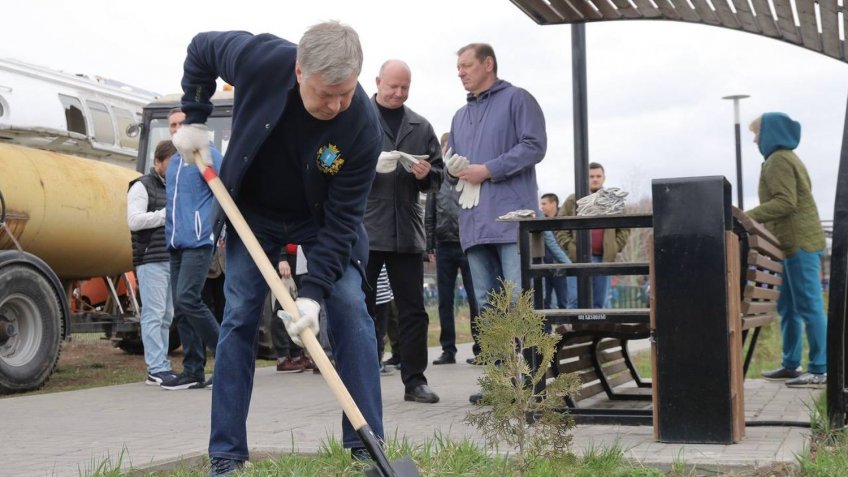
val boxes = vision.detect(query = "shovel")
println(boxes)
[193,153,420,477]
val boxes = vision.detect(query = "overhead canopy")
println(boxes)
[510,0,848,64]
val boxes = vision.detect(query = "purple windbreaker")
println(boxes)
[448,79,547,251]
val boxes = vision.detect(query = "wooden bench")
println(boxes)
[551,323,651,406]
[549,209,783,406]
[732,209,784,376]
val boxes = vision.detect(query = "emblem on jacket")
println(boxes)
[316,144,344,175]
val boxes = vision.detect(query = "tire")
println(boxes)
[0,264,64,393]
[116,323,181,355]
[116,337,144,355]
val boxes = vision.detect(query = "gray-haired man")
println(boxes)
[173,22,384,476]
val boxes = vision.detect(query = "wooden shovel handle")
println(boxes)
[193,152,368,430]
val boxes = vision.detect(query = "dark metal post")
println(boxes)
[827,91,848,429]
[722,94,749,209]
[572,23,591,308]
[653,176,737,443]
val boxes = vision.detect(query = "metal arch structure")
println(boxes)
[510,0,847,64]
[509,0,848,428]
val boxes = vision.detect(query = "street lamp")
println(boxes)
[722,94,750,209]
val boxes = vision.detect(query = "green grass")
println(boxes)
[85,435,666,477]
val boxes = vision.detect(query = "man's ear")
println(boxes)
[295,61,303,84]
[484,57,494,73]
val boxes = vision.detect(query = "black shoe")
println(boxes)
[762,366,802,381]
[404,384,440,403]
[469,391,483,404]
[433,351,456,365]
[161,373,202,390]
[208,457,243,477]
[383,355,401,369]
[466,357,483,366]
[350,447,371,462]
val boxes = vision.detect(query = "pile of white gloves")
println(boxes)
[445,152,481,209]
[576,187,629,216]
[376,150,429,174]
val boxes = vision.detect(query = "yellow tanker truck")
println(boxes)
[0,58,158,392]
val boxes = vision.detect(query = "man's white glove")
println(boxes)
[397,151,429,173]
[445,153,469,178]
[172,124,213,166]
[376,151,401,174]
[276,297,320,348]
[456,179,481,209]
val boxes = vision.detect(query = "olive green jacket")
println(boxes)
[746,149,825,256]
[555,192,630,262]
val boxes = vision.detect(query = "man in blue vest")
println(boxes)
[126,140,177,386]
[171,22,384,476]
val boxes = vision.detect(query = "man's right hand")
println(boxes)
[278,260,292,279]
[172,124,212,167]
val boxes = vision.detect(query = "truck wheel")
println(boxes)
[116,323,181,355]
[0,264,63,393]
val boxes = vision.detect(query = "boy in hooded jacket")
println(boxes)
[746,112,827,388]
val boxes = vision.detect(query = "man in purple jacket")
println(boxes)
[446,42,547,404]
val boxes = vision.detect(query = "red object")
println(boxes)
[286,243,298,255]
[591,229,604,257]
[202,167,218,182]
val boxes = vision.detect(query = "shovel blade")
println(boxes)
[364,456,420,477]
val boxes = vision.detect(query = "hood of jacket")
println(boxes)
[758,112,800,158]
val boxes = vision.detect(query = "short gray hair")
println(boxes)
[297,20,363,84]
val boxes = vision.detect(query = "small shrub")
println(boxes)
[465,280,581,476]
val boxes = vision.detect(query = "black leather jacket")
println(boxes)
[364,97,443,253]
[425,179,461,251]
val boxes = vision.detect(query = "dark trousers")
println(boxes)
[365,251,429,390]
[435,241,480,355]
[170,246,220,379]
[374,300,397,361]
[543,275,568,309]
[202,274,226,324]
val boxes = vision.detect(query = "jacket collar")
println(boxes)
[370,95,418,146]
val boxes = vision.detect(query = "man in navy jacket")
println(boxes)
[171,22,384,476]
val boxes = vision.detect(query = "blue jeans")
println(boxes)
[209,214,382,461]
[778,248,827,374]
[136,261,174,374]
[466,243,521,310]
[436,241,479,355]
[590,255,610,309]
[170,246,220,379]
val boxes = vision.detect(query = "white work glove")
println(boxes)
[397,151,429,173]
[445,152,469,178]
[172,123,212,167]
[376,151,401,174]
[276,297,320,348]
[456,179,481,209]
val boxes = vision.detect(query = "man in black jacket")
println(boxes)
[171,22,384,476]
[365,59,443,404]
[426,133,480,365]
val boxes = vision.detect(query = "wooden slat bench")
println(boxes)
[551,323,652,405]
[549,209,783,407]
[733,209,784,375]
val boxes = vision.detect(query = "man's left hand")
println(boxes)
[457,164,491,185]
[409,159,431,180]
[277,297,320,348]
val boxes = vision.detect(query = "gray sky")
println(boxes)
[2,0,846,218]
